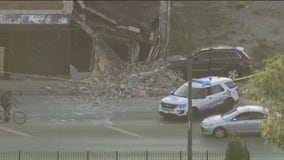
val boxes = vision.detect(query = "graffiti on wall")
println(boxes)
[0,14,69,24]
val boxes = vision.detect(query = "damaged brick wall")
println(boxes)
[72,0,167,75]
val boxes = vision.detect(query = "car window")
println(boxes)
[192,87,204,99]
[198,87,210,98]
[211,51,240,60]
[235,112,251,121]
[196,52,210,61]
[249,112,266,120]
[210,85,224,94]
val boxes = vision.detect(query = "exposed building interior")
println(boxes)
[0,0,171,78]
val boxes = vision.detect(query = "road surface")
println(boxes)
[0,94,282,160]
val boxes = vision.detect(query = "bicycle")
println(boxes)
[0,109,27,125]
[0,91,27,125]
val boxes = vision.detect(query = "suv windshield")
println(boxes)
[225,81,237,89]
[173,83,202,99]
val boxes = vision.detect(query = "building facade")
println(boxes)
[0,1,73,78]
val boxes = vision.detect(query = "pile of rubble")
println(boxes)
[47,59,185,105]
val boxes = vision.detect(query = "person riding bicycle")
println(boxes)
[0,90,16,122]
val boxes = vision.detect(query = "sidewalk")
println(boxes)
[0,67,91,95]
[0,65,91,95]
[0,79,68,95]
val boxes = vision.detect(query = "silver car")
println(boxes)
[201,105,267,138]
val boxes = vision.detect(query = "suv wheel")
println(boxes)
[226,68,240,80]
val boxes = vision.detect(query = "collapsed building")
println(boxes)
[0,0,171,78]
[0,1,184,103]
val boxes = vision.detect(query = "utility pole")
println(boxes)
[186,1,193,160]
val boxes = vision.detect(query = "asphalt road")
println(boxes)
[0,91,283,160]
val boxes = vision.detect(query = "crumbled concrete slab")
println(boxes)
[45,59,185,105]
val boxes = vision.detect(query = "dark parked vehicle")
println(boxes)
[167,46,252,80]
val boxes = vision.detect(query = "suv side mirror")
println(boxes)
[170,90,175,94]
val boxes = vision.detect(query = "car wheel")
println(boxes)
[213,127,227,138]
[227,68,240,80]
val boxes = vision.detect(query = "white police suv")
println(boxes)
[159,76,239,118]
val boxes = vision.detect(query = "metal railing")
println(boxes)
[0,150,225,160]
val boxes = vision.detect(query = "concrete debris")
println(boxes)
[97,53,111,73]
[42,86,56,93]
[47,59,185,105]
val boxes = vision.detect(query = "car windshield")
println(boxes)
[173,83,201,99]
[221,108,240,120]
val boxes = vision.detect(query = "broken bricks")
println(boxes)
[45,59,185,105]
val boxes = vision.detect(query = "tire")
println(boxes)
[0,111,5,123]
[213,127,227,138]
[226,68,240,80]
[13,111,27,125]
